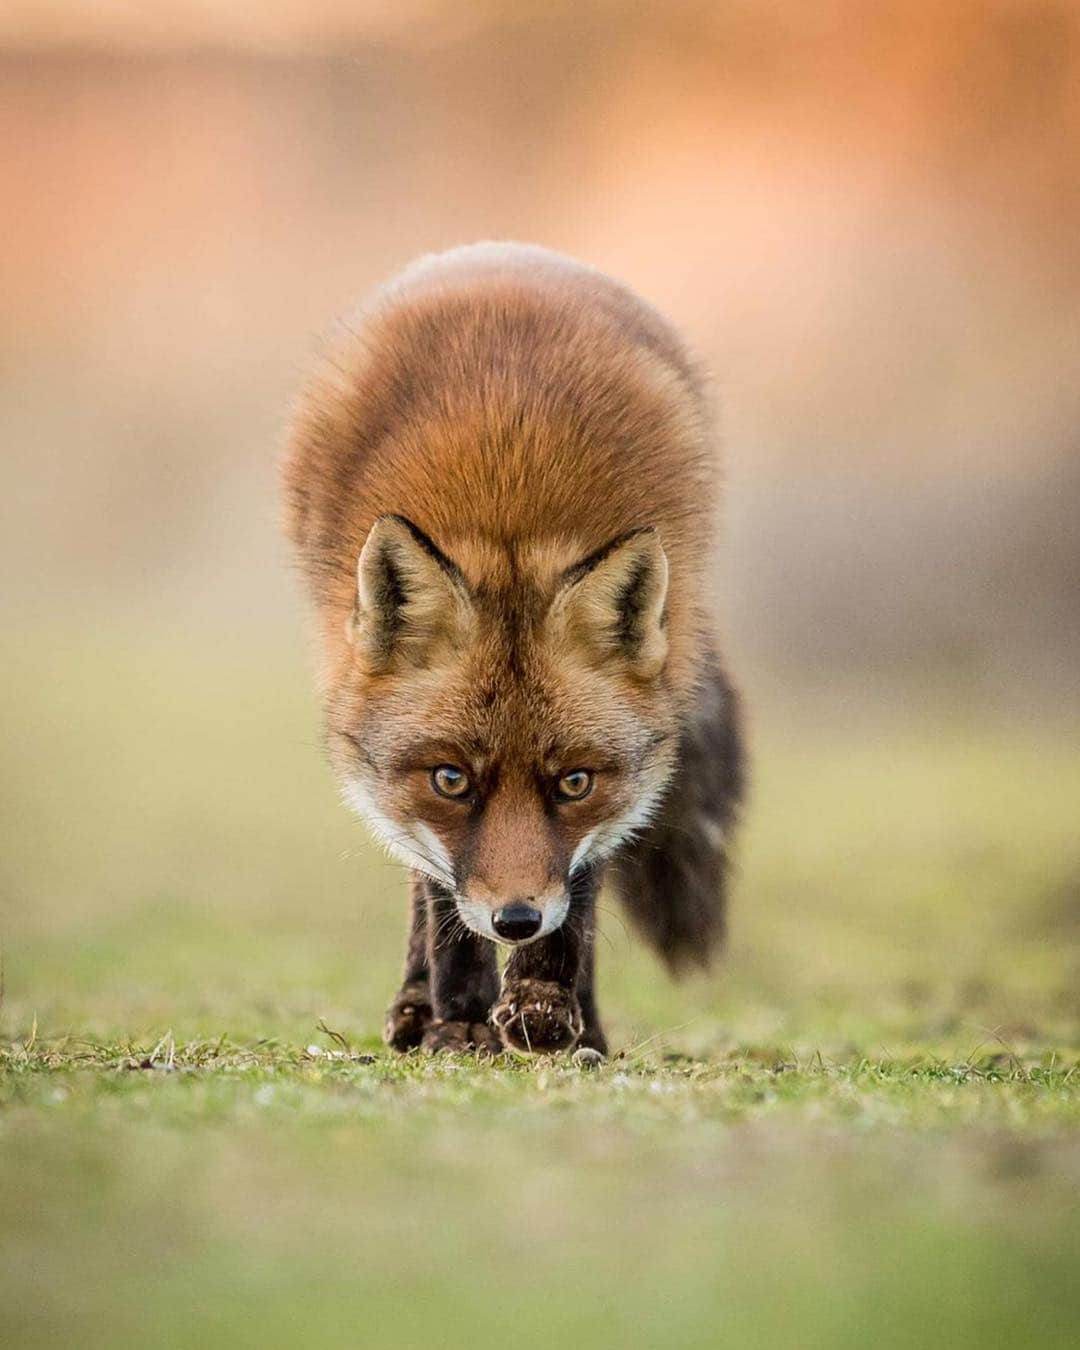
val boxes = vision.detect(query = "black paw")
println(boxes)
[383,980,433,1051]
[491,978,582,1054]
[421,1019,501,1056]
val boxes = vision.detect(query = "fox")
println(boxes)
[282,242,744,1056]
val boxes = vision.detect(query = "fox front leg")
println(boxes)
[383,875,435,1050]
[492,879,602,1055]
[420,885,501,1054]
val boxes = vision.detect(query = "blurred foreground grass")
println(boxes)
[2,629,1079,1348]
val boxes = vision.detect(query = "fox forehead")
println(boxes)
[360,675,649,776]
[353,621,664,774]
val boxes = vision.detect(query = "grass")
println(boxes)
[2,628,1080,1348]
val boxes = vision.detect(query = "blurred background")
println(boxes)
[2,0,1079,1037]
[4,6,1080,1349]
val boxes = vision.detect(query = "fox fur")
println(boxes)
[283,242,744,1054]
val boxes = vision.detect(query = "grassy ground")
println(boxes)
[2,631,1079,1348]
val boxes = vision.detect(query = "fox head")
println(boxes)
[325,515,679,945]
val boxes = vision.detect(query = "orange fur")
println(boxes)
[283,242,742,1015]
[284,243,718,699]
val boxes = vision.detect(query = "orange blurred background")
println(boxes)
[2,0,1078,702]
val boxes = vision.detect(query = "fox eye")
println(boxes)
[431,764,471,799]
[555,770,593,802]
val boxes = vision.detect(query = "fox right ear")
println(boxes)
[353,516,474,671]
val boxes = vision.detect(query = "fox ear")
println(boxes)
[353,516,474,671]
[551,528,669,679]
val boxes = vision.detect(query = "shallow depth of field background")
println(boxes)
[2,5,1080,1349]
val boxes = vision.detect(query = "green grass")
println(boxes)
[2,630,1080,1348]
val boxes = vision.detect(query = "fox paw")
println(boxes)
[383,981,433,1051]
[421,1019,501,1056]
[491,979,582,1054]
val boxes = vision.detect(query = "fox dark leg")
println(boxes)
[574,914,608,1055]
[383,874,434,1050]
[421,884,501,1054]
[612,662,744,971]
[492,874,599,1055]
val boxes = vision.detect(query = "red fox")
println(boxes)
[283,243,744,1055]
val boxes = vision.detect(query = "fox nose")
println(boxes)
[491,903,543,942]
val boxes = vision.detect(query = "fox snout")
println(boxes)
[455,888,571,946]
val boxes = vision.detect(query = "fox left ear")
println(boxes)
[550,528,669,679]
